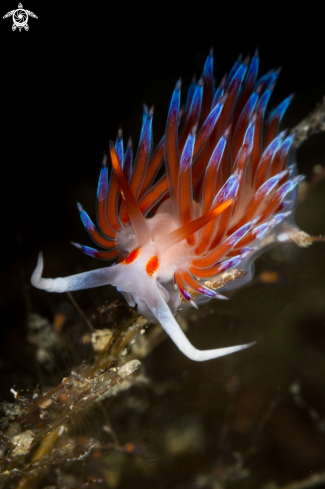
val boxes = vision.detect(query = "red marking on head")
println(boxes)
[145,256,159,277]
[124,248,140,265]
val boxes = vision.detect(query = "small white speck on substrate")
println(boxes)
[130,339,135,344]
[121,348,128,356]
[58,426,65,436]
[277,233,289,242]
[140,329,146,334]
[10,388,18,398]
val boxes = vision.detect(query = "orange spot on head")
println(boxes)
[145,256,159,277]
[124,248,140,264]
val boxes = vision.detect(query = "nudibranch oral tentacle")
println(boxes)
[31,49,321,362]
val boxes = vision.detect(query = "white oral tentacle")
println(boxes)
[31,252,120,293]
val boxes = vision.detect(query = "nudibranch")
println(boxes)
[32,49,315,361]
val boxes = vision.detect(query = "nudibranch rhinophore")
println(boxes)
[32,49,320,361]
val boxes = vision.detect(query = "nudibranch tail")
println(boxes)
[31,48,323,362]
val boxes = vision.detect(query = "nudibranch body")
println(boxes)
[32,49,311,361]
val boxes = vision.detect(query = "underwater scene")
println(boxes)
[1,6,325,489]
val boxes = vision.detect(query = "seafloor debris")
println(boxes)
[292,97,325,148]
[0,307,151,485]
[27,313,65,369]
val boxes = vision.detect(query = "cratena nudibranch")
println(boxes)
[32,49,319,361]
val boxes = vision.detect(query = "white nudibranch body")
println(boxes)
[32,197,255,361]
[31,49,318,361]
